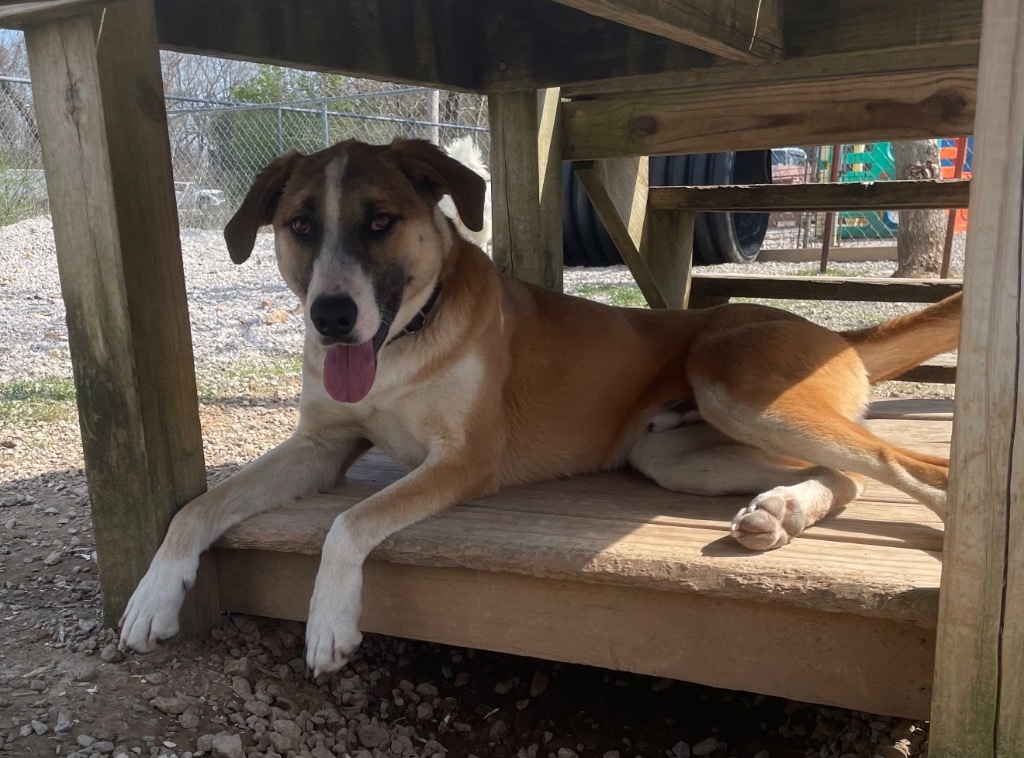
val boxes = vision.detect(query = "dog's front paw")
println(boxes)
[118,558,195,653]
[304,567,363,677]
[730,489,807,551]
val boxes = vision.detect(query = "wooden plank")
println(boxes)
[648,180,971,212]
[551,0,783,64]
[640,209,693,308]
[896,360,957,385]
[24,0,213,630]
[0,0,130,27]
[562,68,977,160]
[217,414,949,628]
[479,0,715,91]
[784,0,981,59]
[573,158,670,308]
[866,398,955,421]
[564,42,980,100]
[154,0,478,90]
[488,90,561,291]
[930,0,1024,751]
[689,273,962,302]
[216,549,936,720]
[537,88,564,293]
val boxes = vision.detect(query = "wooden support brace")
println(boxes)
[930,0,1024,752]
[640,209,694,309]
[488,89,563,291]
[24,0,216,632]
[551,0,783,64]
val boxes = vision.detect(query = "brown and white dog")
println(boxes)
[119,139,961,675]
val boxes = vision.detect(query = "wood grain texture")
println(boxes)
[563,43,980,99]
[552,0,783,63]
[216,416,950,628]
[155,0,478,90]
[0,0,129,27]
[784,0,981,59]
[640,209,693,308]
[488,90,561,290]
[689,273,962,302]
[24,1,212,630]
[648,180,971,212]
[930,0,1024,751]
[216,549,936,719]
[562,68,977,160]
[573,158,669,308]
[478,0,714,91]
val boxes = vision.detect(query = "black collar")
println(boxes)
[389,284,442,344]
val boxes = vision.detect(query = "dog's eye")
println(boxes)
[290,217,311,235]
[370,213,394,233]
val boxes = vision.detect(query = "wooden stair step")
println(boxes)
[648,179,970,212]
[689,273,962,302]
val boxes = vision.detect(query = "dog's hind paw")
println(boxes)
[730,489,807,551]
[118,558,194,653]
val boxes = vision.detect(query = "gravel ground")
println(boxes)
[1,215,945,758]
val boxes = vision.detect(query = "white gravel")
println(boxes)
[0,215,962,386]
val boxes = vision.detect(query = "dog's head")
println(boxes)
[224,139,486,403]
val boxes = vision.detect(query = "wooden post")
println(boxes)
[930,0,1024,753]
[641,210,694,308]
[24,0,215,632]
[488,88,563,291]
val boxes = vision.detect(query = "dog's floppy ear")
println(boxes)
[391,139,486,232]
[224,150,300,264]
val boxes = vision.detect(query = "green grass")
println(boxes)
[0,357,305,427]
[0,377,78,424]
[573,283,649,309]
[793,266,874,278]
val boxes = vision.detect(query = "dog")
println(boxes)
[438,135,492,253]
[119,139,961,676]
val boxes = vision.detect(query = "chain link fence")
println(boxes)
[764,141,973,257]
[0,46,489,229]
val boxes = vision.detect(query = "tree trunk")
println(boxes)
[892,140,945,277]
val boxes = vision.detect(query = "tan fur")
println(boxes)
[119,140,962,675]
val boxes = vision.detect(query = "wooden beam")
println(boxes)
[217,549,936,720]
[648,180,972,212]
[489,90,562,291]
[24,0,215,631]
[551,0,783,64]
[784,0,982,59]
[563,40,980,100]
[0,0,129,27]
[930,0,1024,751]
[640,209,694,308]
[485,0,978,93]
[478,0,715,91]
[574,158,674,309]
[563,67,977,160]
[689,274,962,303]
[154,0,479,90]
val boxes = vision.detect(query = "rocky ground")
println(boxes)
[1,216,946,758]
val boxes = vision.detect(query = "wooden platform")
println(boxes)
[214,407,950,719]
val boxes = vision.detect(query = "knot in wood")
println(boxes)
[628,114,658,138]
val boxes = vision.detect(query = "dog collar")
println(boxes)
[390,285,442,343]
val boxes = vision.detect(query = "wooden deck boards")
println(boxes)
[213,410,950,718]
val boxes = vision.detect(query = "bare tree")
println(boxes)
[892,140,945,277]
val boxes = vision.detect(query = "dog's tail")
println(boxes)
[842,292,962,384]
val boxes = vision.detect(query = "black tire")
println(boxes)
[561,151,771,267]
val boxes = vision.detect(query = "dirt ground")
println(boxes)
[0,384,933,758]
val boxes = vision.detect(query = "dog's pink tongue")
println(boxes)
[323,342,376,403]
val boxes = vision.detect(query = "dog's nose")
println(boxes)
[310,294,358,339]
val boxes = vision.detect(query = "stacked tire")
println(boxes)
[562,150,772,267]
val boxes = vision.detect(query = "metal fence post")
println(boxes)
[276,107,284,154]
[321,101,329,149]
